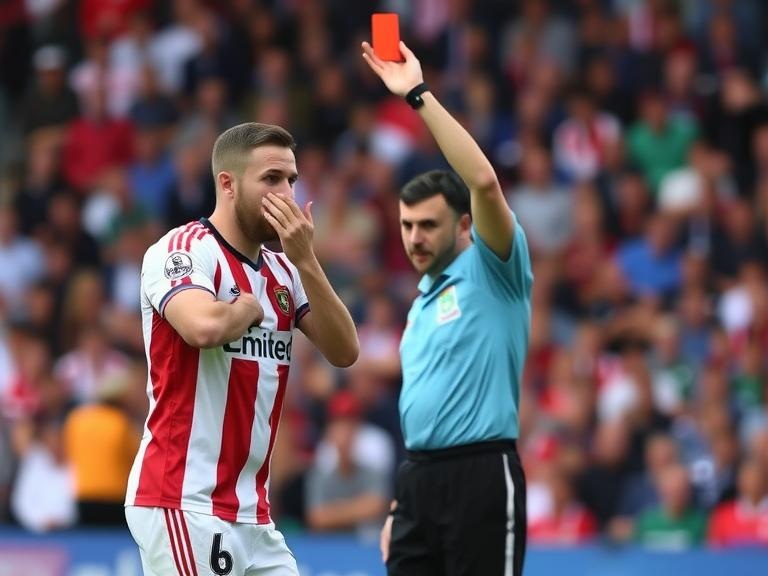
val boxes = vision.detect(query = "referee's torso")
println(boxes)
[399,213,533,450]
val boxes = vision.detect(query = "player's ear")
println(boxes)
[217,171,236,199]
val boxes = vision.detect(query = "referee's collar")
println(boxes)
[418,272,448,295]
[200,217,264,271]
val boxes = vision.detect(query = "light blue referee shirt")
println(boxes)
[399,212,533,450]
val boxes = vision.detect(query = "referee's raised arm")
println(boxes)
[361,40,515,260]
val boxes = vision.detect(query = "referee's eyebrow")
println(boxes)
[401,217,438,227]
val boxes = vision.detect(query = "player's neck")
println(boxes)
[207,212,262,263]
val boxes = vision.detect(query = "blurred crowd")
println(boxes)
[0,0,768,550]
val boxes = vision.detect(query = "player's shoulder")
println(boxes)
[147,221,215,257]
[143,220,218,274]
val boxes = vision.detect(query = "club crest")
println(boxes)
[274,286,292,315]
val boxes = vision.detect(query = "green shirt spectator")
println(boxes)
[626,92,698,193]
[634,506,708,550]
[634,463,707,550]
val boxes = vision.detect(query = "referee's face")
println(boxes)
[400,195,467,276]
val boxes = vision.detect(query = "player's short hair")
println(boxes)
[211,122,295,180]
[400,170,470,216]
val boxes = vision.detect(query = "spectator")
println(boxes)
[62,367,141,526]
[0,207,46,315]
[165,139,216,229]
[13,133,67,237]
[9,417,76,533]
[707,457,768,547]
[675,285,714,373]
[705,69,768,192]
[53,322,130,405]
[578,419,632,530]
[69,37,142,119]
[634,463,707,549]
[355,293,402,385]
[553,86,622,183]
[709,198,765,289]
[614,432,681,537]
[146,0,204,94]
[648,315,695,417]
[616,212,683,300]
[626,90,698,194]
[507,145,573,257]
[41,191,102,269]
[305,391,390,537]
[500,0,577,86]
[61,81,135,192]
[126,118,177,220]
[79,0,151,42]
[529,461,598,545]
[21,45,79,136]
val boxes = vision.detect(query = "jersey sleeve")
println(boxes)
[469,210,533,300]
[141,237,217,316]
[288,259,310,325]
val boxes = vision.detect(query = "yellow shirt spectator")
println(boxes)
[63,403,140,503]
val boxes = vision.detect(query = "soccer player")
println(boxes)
[124,123,359,576]
[362,42,533,576]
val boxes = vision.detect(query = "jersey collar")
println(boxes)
[200,217,264,271]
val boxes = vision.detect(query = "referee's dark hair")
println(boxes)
[400,170,471,216]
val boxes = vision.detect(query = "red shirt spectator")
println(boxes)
[708,500,768,547]
[529,505,598,545]
[529,464,598,545]
[62,87,134,192]
[79,0,151,41]
[708,458,768,547]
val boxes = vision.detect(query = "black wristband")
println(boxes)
[405,82,429,110]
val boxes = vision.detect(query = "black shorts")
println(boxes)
[388,441,527,576]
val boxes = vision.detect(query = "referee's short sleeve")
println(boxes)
[470,211,533,300]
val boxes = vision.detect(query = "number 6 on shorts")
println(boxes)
[211,533,233,575]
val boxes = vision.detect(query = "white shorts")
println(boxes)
[125,506,298,576]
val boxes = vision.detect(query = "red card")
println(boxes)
[372,13,403,62]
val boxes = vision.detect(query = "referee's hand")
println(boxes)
[361,41,424,98]
[380,513,394,563]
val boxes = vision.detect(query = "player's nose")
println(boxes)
[278,179,295,197]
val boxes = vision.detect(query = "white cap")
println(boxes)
[658,167,703,212]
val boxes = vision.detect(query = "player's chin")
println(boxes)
[257,220,280,242]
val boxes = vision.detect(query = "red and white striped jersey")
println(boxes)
[125,219,309,524]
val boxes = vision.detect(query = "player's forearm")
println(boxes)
[307,494,388,531]
[418,91,499,195]
[296,257,359,367]
[181,299,260,349]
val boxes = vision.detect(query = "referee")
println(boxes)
[362,42,533,576]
